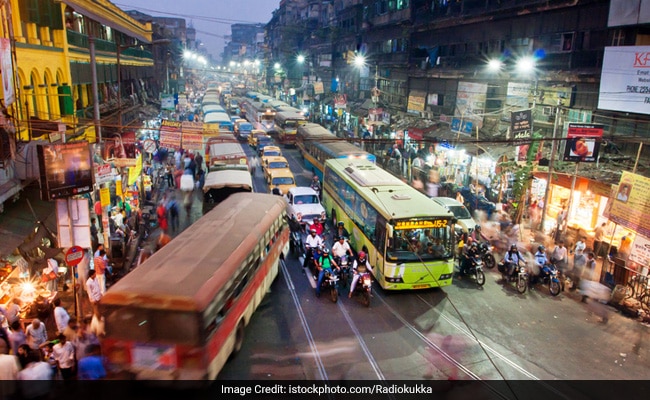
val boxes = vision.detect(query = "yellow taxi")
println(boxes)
[248,130,270,148]
[267,168,296,195]
[263,156,291,183]
[260,145,283,166]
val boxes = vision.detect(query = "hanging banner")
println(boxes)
[562,123,603,163]
[128,154,142,186]
[0,38,15,106]
[94,163,114,185]
[181,121,204,151]
[100,187,111,208]
[609,171,650,238]
[159,120,182,150]
[407,90,426,113]
[452,81,487,135]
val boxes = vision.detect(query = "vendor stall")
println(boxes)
[0,259,58,324]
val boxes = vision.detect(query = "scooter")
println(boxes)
[498,259,529,294]
[350,271,373,307]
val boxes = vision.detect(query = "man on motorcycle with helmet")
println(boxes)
[304,228,324,275]
[502,243,527,278]
[316,248,339,297]
[460,238,480,276]
[335,221,350,240]
[332,235,353,263]
[531,245,549,284]
[470,224,489,242]
[349,251,373,298]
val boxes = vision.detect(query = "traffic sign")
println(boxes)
[65,246,85,266]
[143,139,156,154]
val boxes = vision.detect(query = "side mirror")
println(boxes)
[386,223,393,238]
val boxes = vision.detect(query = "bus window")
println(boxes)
[104,307,200,346]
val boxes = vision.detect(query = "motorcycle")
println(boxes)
[303,244,323,278]
[290,230,303,256]
[498,259,529,294]
[478,241,496,269]
[532,262,563,296]
[460,252,486,287]
[350,271,373,307]
[336,254,351,288]
[318,268,340,303]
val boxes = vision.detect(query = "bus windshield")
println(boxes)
[387,226,452,263]
[103,305,201,346]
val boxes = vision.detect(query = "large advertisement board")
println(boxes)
[609,171,650,238]
[599,46,650,115]
[452,81,486,135]
[37,142,94,201]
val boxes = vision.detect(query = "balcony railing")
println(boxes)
[66,31,152,58]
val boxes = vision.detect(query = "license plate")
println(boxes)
[413,284,430,289]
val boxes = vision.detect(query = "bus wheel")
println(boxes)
[233,320,245,355]
[331,210,337,227]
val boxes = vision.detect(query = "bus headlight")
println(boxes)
[439,273,453,280]
[385,276,404,283]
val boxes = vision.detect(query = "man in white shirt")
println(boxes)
[0,338,20,396]
[25,319,47,350]
[331,236,353,262]
[86,270,102,316]
[53,298,70,335]
[52,333,76,381]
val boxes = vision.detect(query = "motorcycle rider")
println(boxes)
[310,217,325,236]
[460,239,480,276]
[304,228,324,276]
[311,175,322,199]
[315,248,339,297]
[502,244,527,278]
[531,245,549,284]
[349,251,373,298]
[470,224,489,243]
[335,221,350,240]
[332,235,353,264]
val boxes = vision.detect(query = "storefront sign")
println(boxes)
[609,171,650,238]
[629,234,650,268]
[334,94,347,109]
[94,163,114,185]
[159,120,182,150]
[182,133,203,151]
[313,81,324,95]
[562,123,603,163]
[407,90,426,113]
[511,109,532,145]
[453,81,486,134]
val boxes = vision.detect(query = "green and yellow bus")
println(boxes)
[322,158,455,290]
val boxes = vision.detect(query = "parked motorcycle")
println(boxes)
[532,262,563,296]
[350,271,373,307]
[478,241,496,269]
[318,269,340,303]
[498,259,529,294]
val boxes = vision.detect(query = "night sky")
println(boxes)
[114,0,280,60]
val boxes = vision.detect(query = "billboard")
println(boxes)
[562,123,603,163]
[609,171,650,238]
[102,131,137,167]
[453,81,487,135]
[599,46,650,115]
[37,142,94,201]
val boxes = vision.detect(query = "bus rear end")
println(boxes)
[100,305,208,381]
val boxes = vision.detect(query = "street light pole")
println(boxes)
[539,100,563,233]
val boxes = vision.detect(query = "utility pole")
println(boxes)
[539,100,563,233]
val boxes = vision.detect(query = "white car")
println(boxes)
[285,187,326,227]
[431,196,476,233]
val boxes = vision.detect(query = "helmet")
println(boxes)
[510,244,518,251]
[358,251,366,260]
[337,221,344,227]
[475,224,481,231]
[313,217,320,222]
[310,229,317,234]
[323,248,330,254]
[538,245,545,252]
[471,241,478,247]
[338,235,345,241]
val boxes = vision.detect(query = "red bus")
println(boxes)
[99,193,290,380]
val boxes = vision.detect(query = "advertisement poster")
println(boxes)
[159,120,182,150]
[407,90,426,113]
[599,46,650,115]
[453,81,487,134]
[181,121,203,151]
[37,142,94,200]
[562,123,603,163]
[103,130,137,167]
[0,38,15,106]
[609,171,650,238]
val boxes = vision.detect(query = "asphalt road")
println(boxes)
[214,140,650,397]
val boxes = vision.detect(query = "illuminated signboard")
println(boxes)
[394,219,449,229]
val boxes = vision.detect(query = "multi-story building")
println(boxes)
[0,0,154,212]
